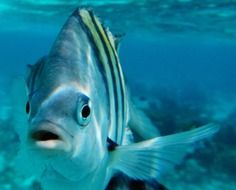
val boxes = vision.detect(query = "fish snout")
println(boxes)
[28,121,72,152]
[31,130,61,141]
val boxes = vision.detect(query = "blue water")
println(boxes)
[0,1,236,189]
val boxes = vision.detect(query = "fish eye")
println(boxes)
[81,105,90,118]
[77,103,91,126]
[26,101,30,114]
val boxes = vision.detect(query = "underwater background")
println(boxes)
[0,0,236,189]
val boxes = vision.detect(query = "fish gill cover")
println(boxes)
[0,0,236,190]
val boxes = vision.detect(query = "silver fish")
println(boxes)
[16,8,219,190]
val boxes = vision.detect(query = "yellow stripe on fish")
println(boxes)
[79,9,127,144]
[91,12,127,144]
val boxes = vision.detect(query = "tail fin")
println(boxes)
[110,123,219,181]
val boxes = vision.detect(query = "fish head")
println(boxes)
[23,81,108,182]
[28,85,92,152]
[18,16,111,183]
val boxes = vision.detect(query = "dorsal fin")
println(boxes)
[113,33,125,52]
[104,28,124,53]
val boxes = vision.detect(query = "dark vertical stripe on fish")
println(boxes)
[76,10,117,141]
[90,12,126,143]
[100,24,127,142]
[88,11,121,142]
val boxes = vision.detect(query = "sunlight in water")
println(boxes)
[0,0,236,40]
[0,1,236,190]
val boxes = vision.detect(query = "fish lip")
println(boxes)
[28,120,72,152]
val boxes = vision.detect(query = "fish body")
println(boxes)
[16,8,219,190]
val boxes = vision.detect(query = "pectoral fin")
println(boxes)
[109,123,219,180]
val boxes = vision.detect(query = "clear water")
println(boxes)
[0,0,236,189]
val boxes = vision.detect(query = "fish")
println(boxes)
[15,8,219,190]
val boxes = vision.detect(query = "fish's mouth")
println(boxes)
[31,130,61,141]
[29,122,72,152]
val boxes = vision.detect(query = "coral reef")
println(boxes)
[131,83,236,189]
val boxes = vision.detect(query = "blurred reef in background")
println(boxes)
[0,79,235,189]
